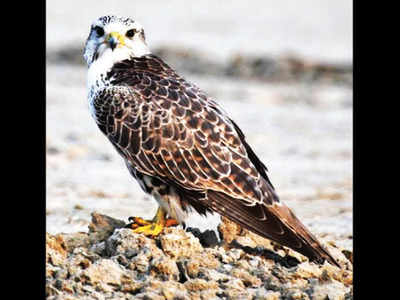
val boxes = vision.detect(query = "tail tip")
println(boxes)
[312,254,342,269]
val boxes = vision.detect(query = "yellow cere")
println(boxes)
[106,32,126,47]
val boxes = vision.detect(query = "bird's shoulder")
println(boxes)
[106,54,215,111]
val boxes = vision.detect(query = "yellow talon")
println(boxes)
[132,223,164,237]
[127,206,179,237]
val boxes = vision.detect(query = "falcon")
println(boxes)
[83,15,339,267]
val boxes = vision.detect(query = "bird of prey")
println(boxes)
[83,15,339,267]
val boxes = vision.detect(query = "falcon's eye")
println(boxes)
[126,29,135,38]
[94,26,104,37]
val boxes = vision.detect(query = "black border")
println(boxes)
[41,0,46,297]
[5,0,46,297]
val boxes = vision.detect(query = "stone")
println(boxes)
[159,227,203,259]
[254,290,281,300]
[88,212,126,243]
[150,256,180,280]
[184,279,219,292]
[56,232,91,253]
[46,233,68,267]
[231,268,262,287]
[82,259,124,286]
[312,280,350,300]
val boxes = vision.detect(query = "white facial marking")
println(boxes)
[84,16,151,90]
[87,46,131,89]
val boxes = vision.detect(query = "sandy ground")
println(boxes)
[46,1,352,251]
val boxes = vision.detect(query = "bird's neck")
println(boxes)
[87,47,151,91]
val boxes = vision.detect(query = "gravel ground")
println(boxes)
[46,214,353,299]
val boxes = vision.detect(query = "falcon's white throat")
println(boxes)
[87,42,151,91]
[87,47,132,89]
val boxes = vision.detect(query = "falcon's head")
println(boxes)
[83,16,150,66]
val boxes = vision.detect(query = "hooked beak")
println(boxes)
[105,32,125,50]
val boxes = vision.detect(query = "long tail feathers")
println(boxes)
[269,203,341,268]
[207,190,341,268]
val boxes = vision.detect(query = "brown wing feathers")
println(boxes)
[94,54,339,267]
[207,189,340,267]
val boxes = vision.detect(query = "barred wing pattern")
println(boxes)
[91,55,339,267]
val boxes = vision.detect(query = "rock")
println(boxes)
[158,227,203,259]
[296,262,323,279]
[186,227,220,247]
[129,252,150,273]
[46,233,67,267]
[231,268,262,287]
[134,291,165,300]
[150,256,180,280]
[88,212,126,243]
[254,290,281,300]
[218,216,242,244]
[161,283,190,300]
[184,278,219,292]
[312,280,350,300]
[56,232,91,253]
[46,213,353,299]
[82,259,124,286]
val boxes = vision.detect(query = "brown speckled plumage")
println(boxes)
[90,53,339,267]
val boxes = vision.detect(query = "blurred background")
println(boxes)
[46,1,353,250]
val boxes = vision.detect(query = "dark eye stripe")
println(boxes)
[94,26,104,37]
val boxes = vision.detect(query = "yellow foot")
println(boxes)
[132,223,164,237]
[126,207,179,237]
